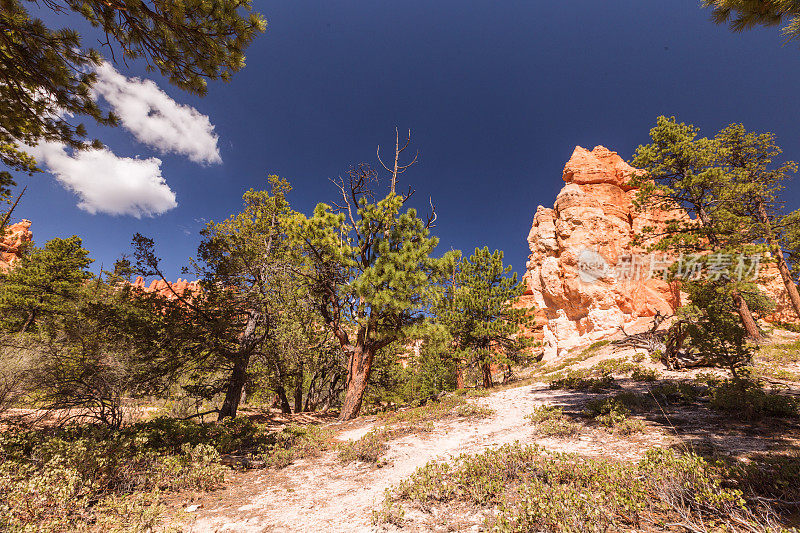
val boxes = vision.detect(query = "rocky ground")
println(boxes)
[173,345,800,532]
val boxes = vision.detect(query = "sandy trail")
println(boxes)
[180,383,668,533]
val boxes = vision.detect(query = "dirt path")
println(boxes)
[178,383,671,533]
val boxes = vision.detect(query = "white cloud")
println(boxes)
[92,62,222,164]
[25,142,177,218]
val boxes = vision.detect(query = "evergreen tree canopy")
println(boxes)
[703,0,800,44]
[0,0,266,173]
[292,165,448,419]
[436,247,531,388]
[0,235,92,333]
[630,116,796,337]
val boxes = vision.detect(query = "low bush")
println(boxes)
[549,370,615,392]
[584,396,645,434]
[647,381,703,405]
[0,416,330,531]
[383,442,780,531]
[590,358,639,375]
[631,367,659,382]
[338,429,391,464]
[708,379,799,419]
[525,405,580,438]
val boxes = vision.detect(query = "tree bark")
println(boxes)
[481,359,493,388]
[275,385,292,414]
[338,344,375,421]
[293,364,303,414]
[218,353,250,420]
[756,200,800,321]
[218,311,260,420]
[455,360,464,389]
[696,206,761,337]
[731,289,761,340]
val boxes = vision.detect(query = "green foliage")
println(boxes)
[549,370,615,391]
[630,117,796,339]
[0,417,330,530]
[337,429,391,464]
[262,423,332,468]
[708,378,799,419]
[130,177,342,419]
[631,367,659,381]
[385,443,772,531]
[648,381,704,404]
[0,0,265,173]
[589,357,639,375]
[582,339,610,353]
[703,0,800,45]
[0,236,92,333]
[679,279,757,375]
[435,247,533,387]
[584,396,645,433]
[292,165,449,419]
[526,405,581,437]
[0,420,227,531]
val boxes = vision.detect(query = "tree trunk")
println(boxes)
[293,366,303,414]
[275,385,292,414]
[481,359,493,388]
[731,289,761,340]
[455,360,464,389]
[756,200,800,321]
[338,344,375,421]
[218,354,250,420]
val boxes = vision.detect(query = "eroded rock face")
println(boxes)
[0,220,33,271]
[131,276,200,300]
[523,146,794,360]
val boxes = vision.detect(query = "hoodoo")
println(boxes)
[520,146,796,360]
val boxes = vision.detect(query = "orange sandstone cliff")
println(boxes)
[0,220,33,271]
[521,146,795,360]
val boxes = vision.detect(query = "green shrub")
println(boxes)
[526,405,580,437]
[385,443,763,531]
[631,367,659,382]
[0,417,331,531]
[537,417,581,438]
[647,381,703,404]
[338,429,391,464]
[591,358,638,375]
[549,370,615,392]
[0,423,227,531]
[583,339,610,354]
[525,405,563,424]
[709,379,799,419]
[585,397,630,427]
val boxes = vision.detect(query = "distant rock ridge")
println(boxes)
[131,276,200,300]
[1,220,199,298]
[0,220,33,271]
[521,145,796,360]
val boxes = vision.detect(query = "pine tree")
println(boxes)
[703,0,800,44]
[292,164,447,420]
[631,116,769,339]
[436,247,532,388]
[1,0,266,173]
[0,236,93,333]
[715,123,800,321]
[130,177,318,420]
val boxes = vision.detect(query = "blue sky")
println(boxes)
[11,0,800,279]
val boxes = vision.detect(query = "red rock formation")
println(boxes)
[523,146,796,360]
[131,276,200,300]
[0,220,33,271]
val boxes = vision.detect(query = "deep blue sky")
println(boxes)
[12,0,800,278]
